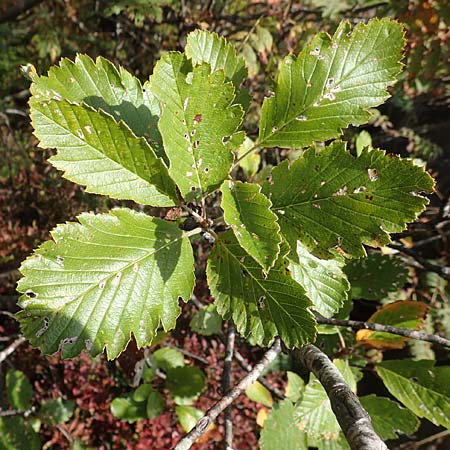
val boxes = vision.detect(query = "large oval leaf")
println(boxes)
[30,99,178,206]
[265,142,434,259]
[150,53,244,201]
[259,18,404,148]
[376,359,450,428]
[206,231,316,348]
[17,208,195,359]
[221,180,282,271]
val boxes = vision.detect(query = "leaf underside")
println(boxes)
[265,142,434,259]
[376,359,450,428]
[207,231,316,348]
[150,53,244,201]
[295,360,356,441]
[17,208,195,360]
[221,180,282,271]
[259,18,405,148]
[260,400,307,450]
[290,241,350,318]
[30,54,164,153]
[30,99,178,206]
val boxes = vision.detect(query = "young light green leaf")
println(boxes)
[30,99,178,206]
[176,405,204,433]
[260,400,307,450]
[6,370,33,412]
[376,360,450,428]
[344,253,409,300]
[16,208,195,360]
[189,304,223,336]
[356,130,373,156]
[166,366,206,405]
[206,231,316,348]
[265,142,434,259]
[245,381,273,407]
[150,53,244,201]
[153,347,185,371]
[285,371,305,403]
[185,29,247,86]
[259,18,405,148]
[221,180,282,271]
[236,136,260,177]
[30,54,163,152]
[289,241,350,317]
[360,395,419,439]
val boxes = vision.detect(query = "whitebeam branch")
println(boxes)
[298,344,387,450]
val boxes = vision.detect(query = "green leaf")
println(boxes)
[236,136,260,177]
[258,18,405,148]
[313,433,350,450]
[6,370,33,412]
[260,400,307,450]
[344,252,409,300]
[207,231,316,348]
[360,395,420,439]
[30,99,178,206]
[133,383,153,402]
[285,371,305,403]
[111,384,164,422]
[150,53,244,201]
[356,130,373,156]
[111,393,147,423]
[30,54,163,153]
[0,417,40,450]
[295,360,357,439]
[146,390,165,419]
[265,142,434,259]
[289,241,350,317]
[185,29,248,86]
[153,347,185,371]
[17,208,195,359]
[376,360,450,428]
[245,381,273,407]
[176,405,204,433]
[189,304,223,336]
[40,398,75,425]
[166,366,205,405]
[221,180,282,271]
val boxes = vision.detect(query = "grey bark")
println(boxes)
[297,344,388,450]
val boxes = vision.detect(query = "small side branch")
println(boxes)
[222,321,236,450]
[316,316,450,348]
[298,344,387,450]
[173,339,281,450]
[390,243,450,282]
[0,336,26,364]
[234,351,285,399]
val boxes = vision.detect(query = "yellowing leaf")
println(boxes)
[356,301,428,349]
